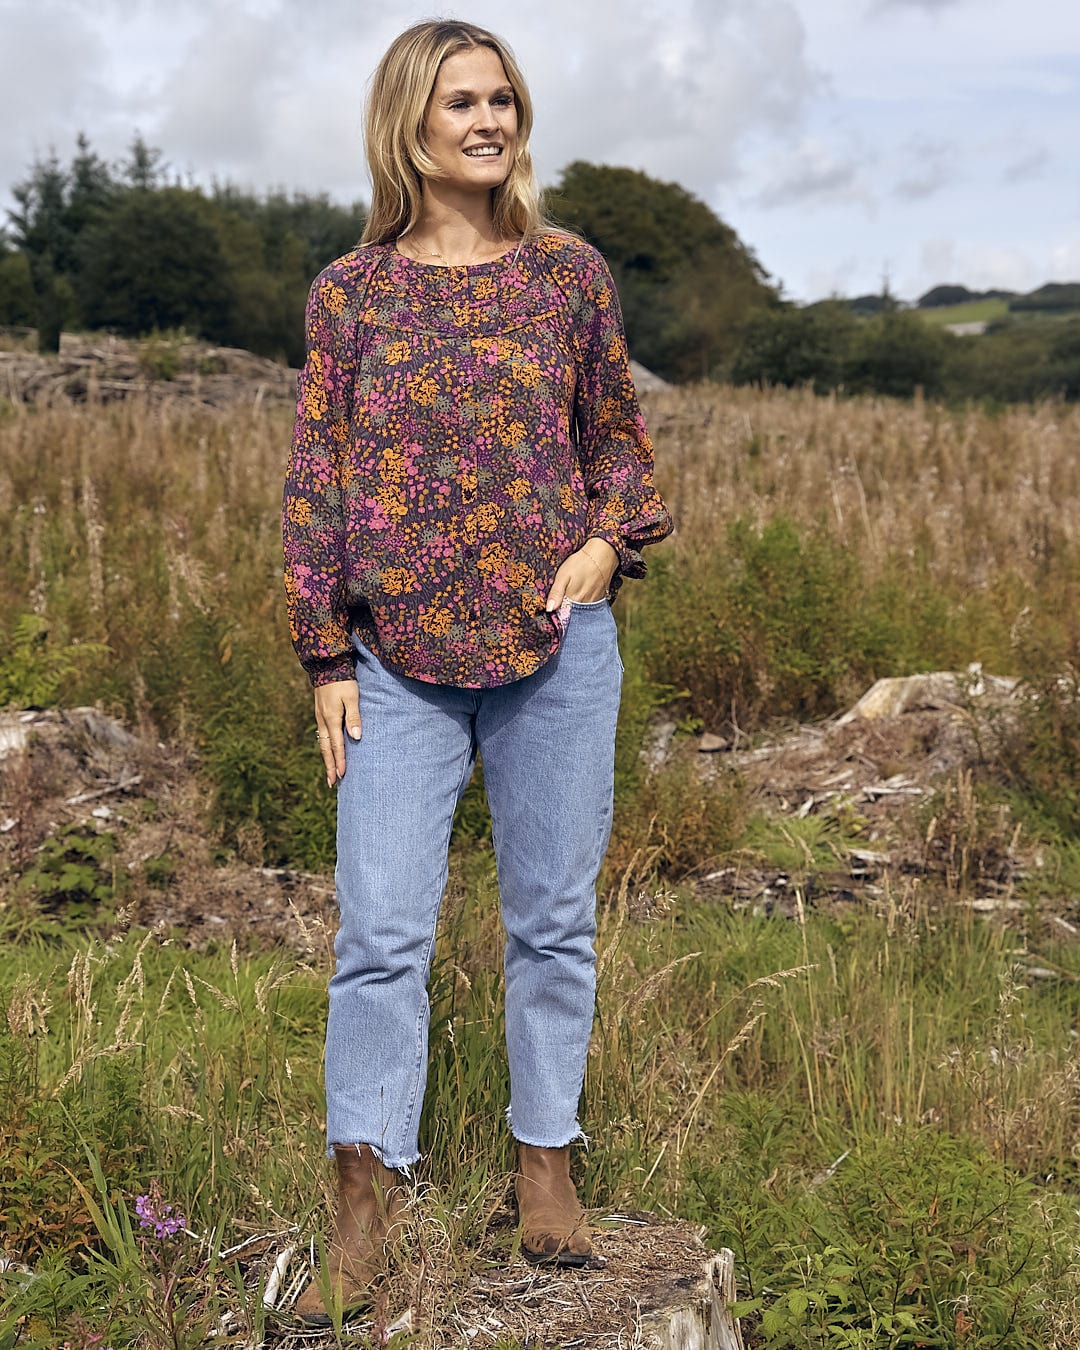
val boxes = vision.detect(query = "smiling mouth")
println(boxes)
[463,146,503,158]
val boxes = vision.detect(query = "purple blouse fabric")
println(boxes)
[282,232,674,688]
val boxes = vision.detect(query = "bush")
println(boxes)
[17,825,123,929]
[691,1113,1075,1348]
[0,614,108,709]
[995,648,1080,839]
[844,310,949,399]
[634,516,904,732]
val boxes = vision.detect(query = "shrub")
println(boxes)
[0,614,108,709]
[635,516,899,732]
[17,824,124,929]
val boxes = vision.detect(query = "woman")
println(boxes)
[282,18,673,1323]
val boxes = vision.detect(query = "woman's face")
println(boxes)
[422,45,518,195]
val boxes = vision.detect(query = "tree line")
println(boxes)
[1,136,367,366]
[3,137,1077,403]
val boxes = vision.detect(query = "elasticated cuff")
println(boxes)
[305,653,356,687]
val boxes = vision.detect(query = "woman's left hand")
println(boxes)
[545,537,620,611]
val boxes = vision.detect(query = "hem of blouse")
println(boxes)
[354,627,563,690]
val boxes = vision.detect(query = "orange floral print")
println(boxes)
[283,234,674,688]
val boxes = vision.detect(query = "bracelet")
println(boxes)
[581,549,610,586]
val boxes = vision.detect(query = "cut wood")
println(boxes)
[836,665,1017,724]
[640,1247,744,1350]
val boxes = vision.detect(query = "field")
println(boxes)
[914,300,1010,328]
[3,376,1080,1347]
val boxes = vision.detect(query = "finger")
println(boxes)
[329,722,347,785]
[316,725,337,787]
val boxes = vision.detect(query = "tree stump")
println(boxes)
[268,1210,744,1346]
[301,1209,748,1347]
[641,1245,744,1350]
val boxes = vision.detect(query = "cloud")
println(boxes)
[0,2,113,177]
[506,0,823,199]
[754,138,872,210]
[1002,145,1050,182]
[908,237,1045,294]
[893,136,955,200]
[153,6,287,172]
[0,0,825,213]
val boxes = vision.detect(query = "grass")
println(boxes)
[3,376,1080,1343]
[915,300,1010,328]
[4,882,1080,1345]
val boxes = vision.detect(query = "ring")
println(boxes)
[316,731,331,741]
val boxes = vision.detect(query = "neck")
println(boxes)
[400,186,512,264]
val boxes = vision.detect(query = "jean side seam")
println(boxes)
[397,726,477,1159]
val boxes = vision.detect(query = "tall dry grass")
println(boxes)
[3,382,1079,866]
[646,384,1080,590]
[4,384,1079,640]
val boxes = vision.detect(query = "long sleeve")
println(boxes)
[282,270,357,687]
[572,251,674,579]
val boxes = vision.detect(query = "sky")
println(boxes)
[1,0,1077,303]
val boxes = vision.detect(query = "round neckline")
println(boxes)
[389,238,526,272]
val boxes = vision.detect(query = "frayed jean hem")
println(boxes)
[505,1106,589,1150]
[326,1139,420,1177]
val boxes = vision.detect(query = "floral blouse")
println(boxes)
[282,232,674,688]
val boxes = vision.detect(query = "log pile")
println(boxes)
[0,332,297,409]
[0,334,668,409]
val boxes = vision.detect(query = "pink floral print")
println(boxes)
[283,233,673,687]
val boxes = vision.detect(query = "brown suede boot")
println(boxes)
[293,1144,407,1326]
[515,1144,592,1267]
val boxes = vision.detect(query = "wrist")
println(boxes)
[582,536,619,576]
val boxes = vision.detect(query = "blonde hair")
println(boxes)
[360,19,561,246]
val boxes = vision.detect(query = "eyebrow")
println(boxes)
[441,85,514,100]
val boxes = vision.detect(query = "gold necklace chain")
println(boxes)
[397,234,517,267]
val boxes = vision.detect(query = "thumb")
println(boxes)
[344,689,362,739]
[545,568,568,612]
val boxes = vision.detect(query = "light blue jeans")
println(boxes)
[324,597,624,1168]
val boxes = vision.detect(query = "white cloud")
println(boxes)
[1048,238,1080,283]
[2,0,1078,304]
[0,3,112,167]
[500,0,822,199]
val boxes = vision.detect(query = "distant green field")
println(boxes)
[916,298,1010,327]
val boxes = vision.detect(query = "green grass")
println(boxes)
[916,299,1009,328]
[4,885,1080,1345]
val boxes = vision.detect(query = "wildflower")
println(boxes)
[134,1181,186,1239]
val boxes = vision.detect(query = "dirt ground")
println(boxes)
[0,706,336,951]
[0,666,1041,953]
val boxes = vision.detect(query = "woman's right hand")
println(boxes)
[314,679,362,787]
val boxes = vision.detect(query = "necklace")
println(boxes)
[396,234,518,267]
